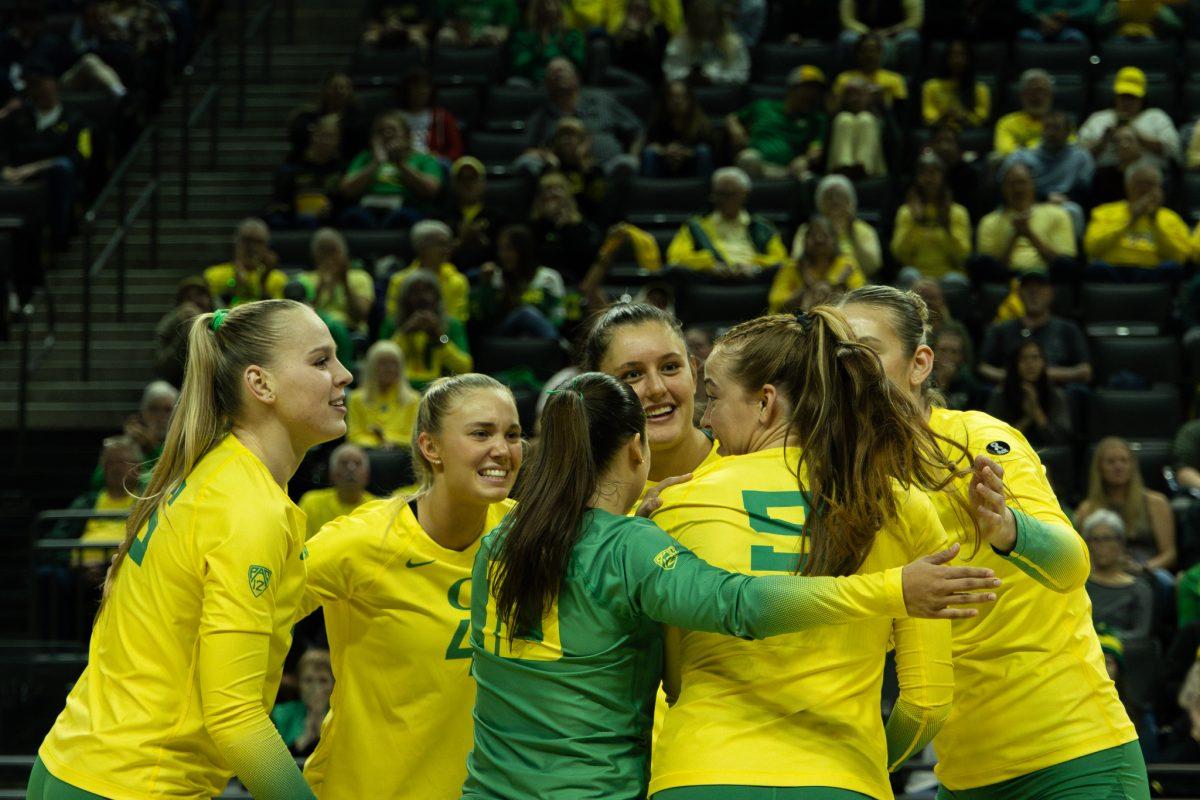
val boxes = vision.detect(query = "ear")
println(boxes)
[627,432,646,467]
[243,365,276,405]
[758,383,782,424]
[417,431,441,470]
[689,353,702,377]
[911,344,935,390]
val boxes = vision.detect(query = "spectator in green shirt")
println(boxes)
[509,0,586,83]
[433,0,518,47]
[727,64,829,180]
[339,111,443,229]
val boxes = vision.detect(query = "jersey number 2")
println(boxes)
[129,481,187,566]
[742,489,809,573]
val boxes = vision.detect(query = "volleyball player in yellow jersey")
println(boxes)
[583,303,721,510]
[296,374,521,799]
[32,300,353,800]
[651,309,994,800]
[839,285,1148,800]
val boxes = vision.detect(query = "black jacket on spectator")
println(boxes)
[0,30,77,101]
[440,202,509,272]
[1,103,90,166]
[979,317,1090,376]
[530,216,600,285]
[267,156,348,226]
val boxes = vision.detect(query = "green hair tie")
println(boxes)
[211,308,229,332]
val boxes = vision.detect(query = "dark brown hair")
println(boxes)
[716,309,969,576]
[580,302,685,371]
[489,372,645,640]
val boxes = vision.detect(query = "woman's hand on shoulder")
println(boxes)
[635,473,692,518]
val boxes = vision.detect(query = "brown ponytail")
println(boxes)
[716,309,972,576]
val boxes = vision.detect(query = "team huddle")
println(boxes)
[27,287,1148,800]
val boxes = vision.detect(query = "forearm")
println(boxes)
[994,508,1090,593]
[399,164,440,198]
[737,569,908,638]
[1177,466,1200,489]
[886,695,952,771]
[340,164,378,198]
[1046,363,1091,384]
[978,363,1006,384]
[887,615,953,770]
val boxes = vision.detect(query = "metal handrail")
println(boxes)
[15,289,57,461]
[237,0,278,123]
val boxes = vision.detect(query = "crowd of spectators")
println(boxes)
[43,0,1200,770]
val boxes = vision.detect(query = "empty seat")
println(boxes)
[754,41,838,82]
[1182,80,1200,122]
[356,86,394,118]
[1036,444,1077,503]
[1013,41,1091,73]
[431,46,503,86]
[693,84,747,117]
[678,283,770,327]
[747,179,798,223]
[482,178,529,214]
[1084,438,1174,494]
[435,85,481,131]
[484,86,545,131]
[366,448,415,495]
[351,48,424,84]
[1091,335,1181,386]
[1183,172,1200,223]
[927,41,1009,76]
[853,177,893,220]
[607,83,654,118]
[269,230,313,269]
[628,177,710,227]
[1092,72,1174,116]
[749,83,785,103]
[978,283,1011,323]
[344,230,410,264]
[939,281,973,327]
[468,131,529,169]
[475,337,568,382]
[1098,39,1180,74]
[1080,282,1172,330]
[1087,387,1180,439]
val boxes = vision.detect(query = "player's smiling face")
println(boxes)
[699,346,761,456]
[264,306,354,450]
[600,322,698,451]
[428,388,523,505]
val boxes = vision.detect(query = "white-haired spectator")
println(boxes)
[385,219,470,322]
[56,436,146,581]
[347,340,422,450]
[1084,509,1155,649]
[665,167,787,276]
[791,174,882,276]
[298,228,374,332]
[117,380,178,471]
[298,444,377,539]
[201,218,285,307]
[1084,160,1189,282]
[994,69,1056,156]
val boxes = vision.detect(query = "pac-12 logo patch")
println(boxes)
[248,565,273,597]
[654,546,679,571]
[985,441,1011,456]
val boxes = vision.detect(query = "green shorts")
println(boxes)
[653,788,872,800]
[936,741,1149,800]
[26,758,106,800]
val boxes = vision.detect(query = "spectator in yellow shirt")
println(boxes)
[1084,160,1190,281]
[665,167,788,277]
[832,32,909,110]
[890,151,972,284]
[299,228,375,333]
[922,39,991,129]
[382,271,473,389]
[994,69,1055,156]
[297,444,376,539]
[57,436,144,577]
[347,339,421,450]
[975,161,1077,305]
[202,218,286,307]
[768,216,866,313]
[385,219,470,322]
[791,174,883,277]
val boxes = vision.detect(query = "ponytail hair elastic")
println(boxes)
[793,310,815,333]
[211,308,229,333]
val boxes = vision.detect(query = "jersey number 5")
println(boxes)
[742,489,809,573]
[129,481,187,566]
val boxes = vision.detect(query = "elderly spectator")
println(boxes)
[768,216,866,313]
[975,161,1077,284]
[202,218,286,307]
[396,67,464,161]
[381,271,473,389]
[385,219,469,322]
[890,151,971,284]
[661,0,750,86]
[0,64,91,250]
[433,0,518,47]
[1084,160,1189,282]
[509,0,586,83]
[287,72,368,162]
[1017,0,1097,42]
[1078,437,1178,573]
[1007,110,1093,234]
[438,155,506,272]
[1089,124,1146,206]
[985,339,1072,447]
[298,444,377,538]
[154,276,212,387]
[610,0,673,85]
[126,381,177,463]
[1084,510,1155,648]
[792,174,882,277]
[643,80,715,179]
[270,649,333,758]
[728,64,828,181]
[340,111,443,228]
[994,69,1056,156]
[837,0,922,67]
[58,436,144,578]
[522,58,643,175]
[528,171,601,284]
[473,223,564,338]
[832,32,908,110]
[298,228,374,333]
[666,166,787,276]
[266,114,347,229]
[921,39,990,129]
[1080,67,1179,174]
[979,270,1092,385]
[932,326,986,410]
[347,340,421,450]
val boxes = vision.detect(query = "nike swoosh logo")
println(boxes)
[406,558,436,568]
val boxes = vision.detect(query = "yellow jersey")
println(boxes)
[39,434,308,799]
[296,487,377,539]
[299,496,516,799]
[650,447,953,799]
[927,407,1136,789]
[346,388,419,449]
[638,437,722,507]
[78,491,135,567]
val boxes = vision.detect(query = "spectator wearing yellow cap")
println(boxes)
[1080,66,1179,173]
[727,64,828,180]
[437,156,507,272]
